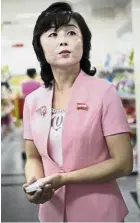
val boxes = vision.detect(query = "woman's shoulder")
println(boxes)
[25,85,47,102]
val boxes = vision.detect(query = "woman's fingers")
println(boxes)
[43,184,52,193]
[39,185,52,201]
[40,189,55,204]
[23,183,28,190]
[32,189,43,204]
[23,177,37,193]
[37,178,50,188]
[23,177,37,189]
[27,188,43,204]
[39,185,55,204]
[23,178,55,204]
[26,187,54,204]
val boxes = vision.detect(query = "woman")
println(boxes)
[21,68,41,97]
[23,2,133,222]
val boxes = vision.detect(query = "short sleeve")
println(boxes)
[102,85,130,136]
[23,97,33,140]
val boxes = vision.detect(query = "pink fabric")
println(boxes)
[23,70,130,222]
[21,80,41,97]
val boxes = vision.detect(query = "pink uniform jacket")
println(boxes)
[23,70,130,222]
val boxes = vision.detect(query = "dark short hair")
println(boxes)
[26,68,36,78]
[32,2,96,88]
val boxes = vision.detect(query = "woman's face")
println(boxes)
[40,19,83,68]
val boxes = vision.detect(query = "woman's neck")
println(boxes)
[51,64,80,92]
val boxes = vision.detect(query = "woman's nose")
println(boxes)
[60,42,68,46]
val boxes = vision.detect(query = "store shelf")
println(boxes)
[1,106,14,118]
[120,95,135,100]
[113,66,134,73]
[132,168,137,174]
[132,160,138,174]
[99,66,134,76]
[129,123,137,130]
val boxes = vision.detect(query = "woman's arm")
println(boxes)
[38,132,133,189]
[23,140,54,204]
[24,140,45,183]
[63,133,133,185]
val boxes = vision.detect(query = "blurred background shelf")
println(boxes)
[98,66,134,78]
[1,106,14,119]
[120,95,135,100]
[129,123,137,130]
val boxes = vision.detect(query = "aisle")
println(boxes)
[1,127,39,222]
[1,127,140,222]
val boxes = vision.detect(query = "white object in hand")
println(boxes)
[25,181,41,193]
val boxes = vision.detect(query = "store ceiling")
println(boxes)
[1,0,130,46]
[1,0,130,20]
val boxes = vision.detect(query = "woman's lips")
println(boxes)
[59,50,71,55]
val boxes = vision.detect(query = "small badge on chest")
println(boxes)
[36,106,47,117]
[77,103,88,111]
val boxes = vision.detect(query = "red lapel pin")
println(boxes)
[77,103,88,111]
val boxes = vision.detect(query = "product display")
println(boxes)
[1,99,15,139]
[112,73,135,97]
[99,61,137,174]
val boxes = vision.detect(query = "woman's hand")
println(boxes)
[23,177,55,204]
[38,173,66,191]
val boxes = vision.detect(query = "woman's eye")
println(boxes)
[48,33,57,37]
[67,31,76,36]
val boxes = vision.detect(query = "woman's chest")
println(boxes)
[29,84,109,169]
[30,92,103,158]
[52,89,71,110]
